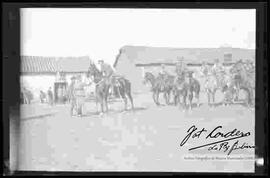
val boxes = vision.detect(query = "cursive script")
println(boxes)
[180,125,253,155]
[208,140,255,155]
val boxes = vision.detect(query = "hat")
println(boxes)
[187,71,194,77]
[71,76,76,80]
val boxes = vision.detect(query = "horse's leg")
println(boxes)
[156,91,160,105]
[119,86,128,111]
[163,92,167,105]
[212,90,216,107]
[126,92,134,110]
[207,90,211,106]
[104,96,109,113]
[195,87,200,107]
[173,90,178,106]
[196,92,200,107]
[100,99,104,113]
[188,92,193,110]
[152,91,157,105]
[167,90,171,105]
[125,82,134,110]
[235,85,239,101]
[183,92,187,110]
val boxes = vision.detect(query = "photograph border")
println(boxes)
[2,1,268,176]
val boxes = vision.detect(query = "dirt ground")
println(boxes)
[15,91,255,172]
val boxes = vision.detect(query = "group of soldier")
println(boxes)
[157,57,254,82]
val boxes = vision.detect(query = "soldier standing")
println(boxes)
[69,76,77,116]
[47,87,54,106]
[74,75,85,117]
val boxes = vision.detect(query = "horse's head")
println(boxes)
[143,72,155,85]
[88,62,100,77]
[87,62,103,84]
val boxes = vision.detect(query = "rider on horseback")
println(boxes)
[174,57,187,84]
[98,59,118,96]
[211,58,225,75]
[158,64,169,91]
[200,61,210,77]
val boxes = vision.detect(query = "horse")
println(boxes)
[172,74,189,108]
[143,72,174,105]
[87,62,134,113]
[229,62,255,106]
[185,71,201,109]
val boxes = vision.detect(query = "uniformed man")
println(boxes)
[211,58,225,75]
[98,60,115,95]
[175,57,187,77]
[47,87,54,106]
[69,76,77,116]
[98,60,114,78]
[158,64,168,90]
[74,75,85,117]
[159,64,168,76]
[200,61,210,77]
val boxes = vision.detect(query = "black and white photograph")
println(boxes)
[3,4,268,175]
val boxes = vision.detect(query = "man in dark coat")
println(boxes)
[47,87,54,105]
[98,60,115,96]
[69,76,77,116]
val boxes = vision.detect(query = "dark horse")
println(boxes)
[172,74,189,108]
[143,72,174,105]
[175,71,200,110]
[87,62,134,113]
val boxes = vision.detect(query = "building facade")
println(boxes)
[21,56,92,103]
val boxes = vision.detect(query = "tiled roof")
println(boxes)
[21,56,92,74]
[21,56,59,73]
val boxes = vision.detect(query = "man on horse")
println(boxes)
[211,58,225,75]
[211,58,226,87]
[174,57,188,83]
[200,61,210,77]
[175,57,187,77]
[158,64,169,90]
[98,59,118,96]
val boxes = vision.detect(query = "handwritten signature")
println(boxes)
[180,125,255,155]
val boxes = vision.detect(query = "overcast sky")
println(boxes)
[21,8,255,65]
